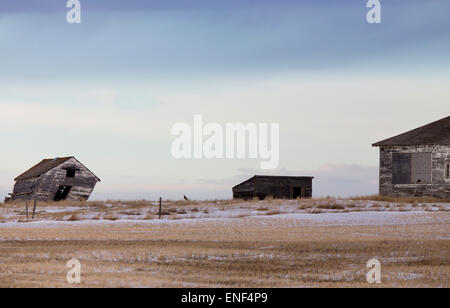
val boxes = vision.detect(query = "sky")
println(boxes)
[0,0,449,200]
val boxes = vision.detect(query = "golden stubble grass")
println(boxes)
[348,195,450,204]
[1,196,448,225]
[0,212,448,288]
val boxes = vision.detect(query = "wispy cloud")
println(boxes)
[1,1,449,82]
[0,1,448,200]
[197,163,378,199]
[0,100,164,140]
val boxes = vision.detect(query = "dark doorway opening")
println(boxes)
[54,185,72,201]
[292,187,302,199]
[256,193,266,200]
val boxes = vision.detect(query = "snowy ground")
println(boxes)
[0,199,448,287]
[0,198,448,225]
[0,210,447,229]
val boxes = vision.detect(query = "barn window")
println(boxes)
[446,164,450,180]
[66,169,76,178]
[392,153,431,184]
[392,153,411,184]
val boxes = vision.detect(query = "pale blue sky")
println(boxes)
[0,1,449,200]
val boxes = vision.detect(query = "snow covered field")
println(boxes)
[0,199,448,288]
[0,210,447,230]
[0,198,448,224]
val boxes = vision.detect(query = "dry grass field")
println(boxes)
[0,197,449,288]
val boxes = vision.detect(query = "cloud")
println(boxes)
[1,1,449,82]
[89,89,118,106]
[0,100,168,140]
[0,76,447,201]
[1,75,449,166]
[197,163,378,199]
[306,164,378,197]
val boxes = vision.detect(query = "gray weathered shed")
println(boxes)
[233,175,313,200]
[372,116,450,198]
[10,157,100,202]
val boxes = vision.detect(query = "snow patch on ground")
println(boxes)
[0,211,446,229]
[1,199,448,227]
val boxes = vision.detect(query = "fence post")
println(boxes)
[158,197,162,219]
[32,198,37,219]
[25,202,29,221]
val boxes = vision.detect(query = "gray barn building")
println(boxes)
[372,116,450,198]
[233,175,313,200]
[9,157,100,202]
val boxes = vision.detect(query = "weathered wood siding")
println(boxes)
[233,176,313,200]
[11,158,99,202]
[232,180,255,199]
[379,145,450,198]
[12,177,41,200]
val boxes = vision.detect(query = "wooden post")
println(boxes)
[25,202,29,222]
[158,197,162,219]
[32,199,37,219]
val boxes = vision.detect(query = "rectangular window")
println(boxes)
[66,169,76,178]
[392,153,431,184]
[446,163,450,180]
[392,153,411,184]
[411,153,432,184]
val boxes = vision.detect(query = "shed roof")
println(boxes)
[372,116,450,147]
[233,175,314,189]
[15,157,100,181]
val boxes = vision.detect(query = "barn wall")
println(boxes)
[233,177,313,199]
[232,179,256,199]
[254,177,312,199]
[34,158,98,201]
[379,145,450,198]
[11,177,41,201]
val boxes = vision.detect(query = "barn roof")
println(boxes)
[233,175,314,189]
[14,157,100,181]
[372,116,450,147]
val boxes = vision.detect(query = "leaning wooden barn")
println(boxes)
[372,116,450,198]
[9,157,100,202]
[233,175,313,200]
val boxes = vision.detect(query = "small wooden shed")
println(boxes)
[9,157,100,202]
[233,175,313,200]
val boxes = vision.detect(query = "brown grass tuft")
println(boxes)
[317,203,345,210]
[308,208,323,214]
[66,214,79,221]
[349,195,450,204]
[103,214,119,221]
[265,210,281,216]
